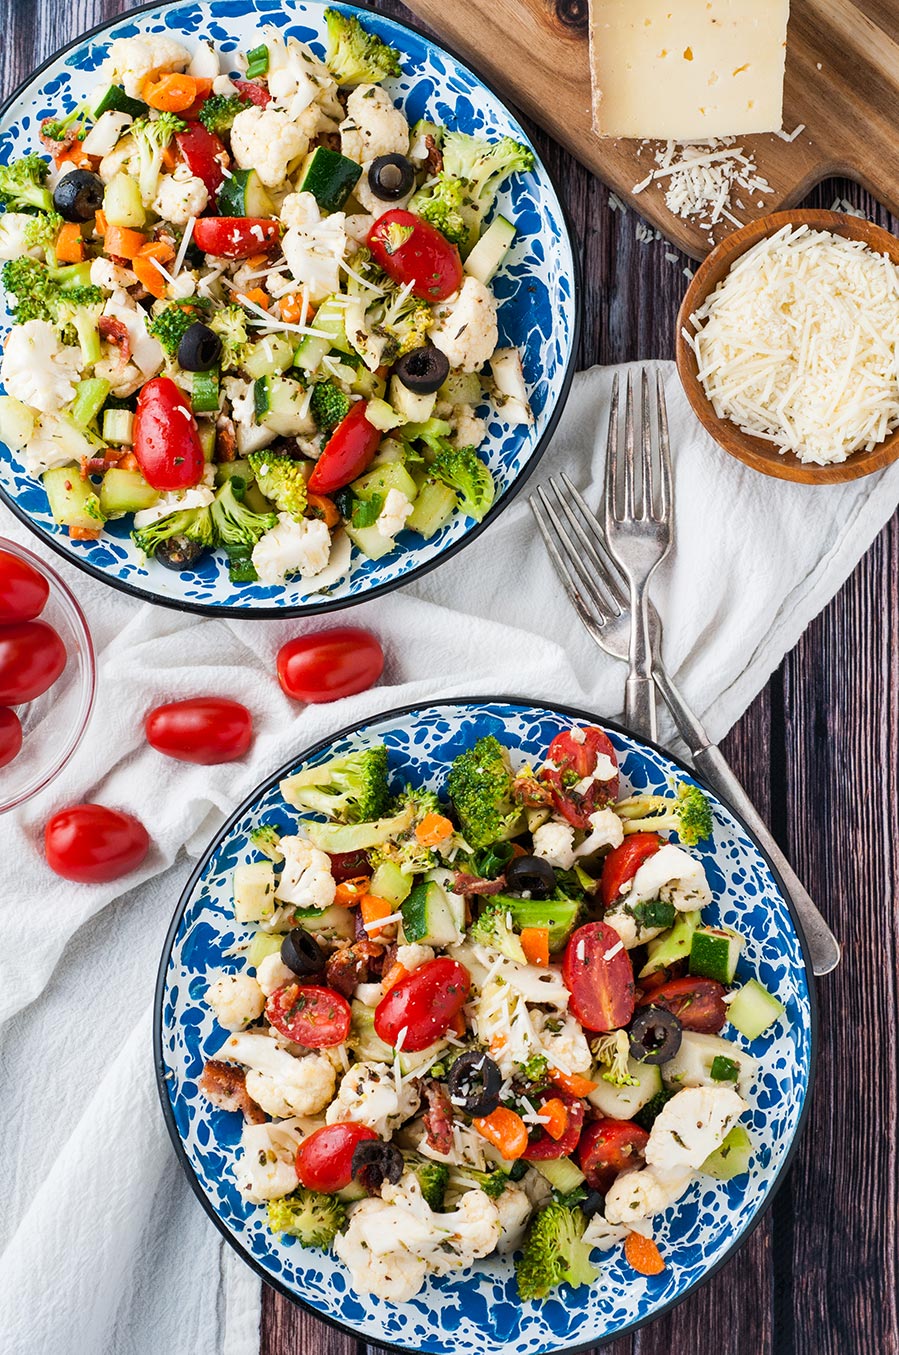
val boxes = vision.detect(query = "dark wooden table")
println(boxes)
[3,1,897,1352]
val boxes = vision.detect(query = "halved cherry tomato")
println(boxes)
[44,804,150,883]
[0,620,66,704]
[0,707,22,768]
[307,401,380,494]
[133,377,205,492]
[266,982,352,1048]
[547,726,618,790]
[473,1106,529,1160]
[374,957,470,1052]
[600,832,663,907]
[578,1118,650,1193]
[328,848,372,881]
[637,961,687,998]
[367,209,463,301]
[562,921,635,1032]
[295,1122,377,1193]
[0,549,49,622]
[522,1089,585,1160]
[638,976,727,1033]
[232,78,272,106]
[277,627,384,704]
[145,697,253,764]
[193,216,280,258]
[175,123,227,196]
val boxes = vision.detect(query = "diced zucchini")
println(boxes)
[247,932,286,969]
[689,926,745,984]
[98,467,159,518]
[588,1059,662,1119]
[401,880,463,946]
[191,367,220,414]
[92,84,148,119]
[350,999,394,1063]
[336,1180,368,1203]
[216,168,275,218]
[69,379,110,429]
[42,466,106,532]
[661,1030,758,1097]
[233,861,277,923]
[726,979,785,1041]
[345,521,394,560]
[369,860,413,907]
[198,420,217,461]
[437,371,483,406]
[533,1157,586,1194]
[389,375,436,424]
[254,375,314,437]
[365,397,403,432]
[639,910,702,978]
[0,395,35,451]
[291,903,355,942]
[103,170,145,228]
[243,335,297,381]
[296,145,362,212]
[525,805,551,834]
[348,365,386,399]
[351,461,418,503]
[405,479,457,538]
[294,295,353,373]
[370,436,406,467]
[701,1124,753,1180]
[101,407,134,446]
[465,215,516,284]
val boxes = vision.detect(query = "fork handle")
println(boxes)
[625,676,658,742]
[653,667,841,978]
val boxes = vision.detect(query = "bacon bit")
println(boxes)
[98,315,131,364]
[424,133,444,175]
[80,451,124,478]
[325,939,383,997]
[200,1059,267,1124]
[214,415,238,463]
[40,119,91,168]
[452,871,507,897]
[421,1079,455,1155]
[624,1231,665,1276]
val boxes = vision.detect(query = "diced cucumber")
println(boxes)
[401,880,463,946]
[437,371,482,407]
[336,1180,368,1204]
[370,860,413,907]
[710,1055,740,1083]
[294,295,353,373]
[103,170,145,228]
[365,397,403,432]
[102,407,134,446]
[198,420,217,461]
[370,436,406,467]
[215,458,254,486]
[243,335,297,381]
[726,979,785,1041]
[70,379,110,429]
[291,903,355,942]
[398,1039,449,1075]
[0,395,35,451]
[533,1157,586,1194]
[351,462,418,503]
[92,84,148,119]
[345,521,394,560]
[465,215,516,284]
[588,1059,662,1119]
[348,365,386,399]
[405,480,457,538]
[191,367,220,414]
[98,467,159,518]
[296,145,362,212]
[42,466,106,532]
[389,375,436,424]
[701,1124,753,1180]
[525,805,551,834]
[662,1030,758,1097]
[254,375,314,436]
[639,910,702,978]
[216,168,274,218]
[350,999,394,1063]
[247,932,285,969]
[689,926,745,984]
[233,861,277,923]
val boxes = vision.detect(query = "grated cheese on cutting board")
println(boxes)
[684,224,899,465]
[633,138,774,234]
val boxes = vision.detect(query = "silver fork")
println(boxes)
[604,370,672,743]
[529,474,841,978]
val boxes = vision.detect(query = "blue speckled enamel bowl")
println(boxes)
[154,698,815,1353]
[0,1,579,616]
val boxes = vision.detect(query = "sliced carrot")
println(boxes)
[306,492,340,529]
[551,1069,599,1098]
[143,72,203,112]
[624,1232,665,1276]
[449,1009,467,1038]
[131,254,167,298]
[118,452,141,472]
[489,1033,508,1054]
[55,222,84,263]
[359,893,394,937]
[473,1107,529,1161]
[279,291,304,324]
[334,876,370,907]
[69,525,101,540]
[54,144,92,170]
[415,812,454,846]
[381,962,408,994]
[244,251,272,270]
[237,287,270,310]
[520,926,550,967]
[94,209,108,237]
[104,226,147,260]
[137,239,176,264]
[540,1097,569,1142]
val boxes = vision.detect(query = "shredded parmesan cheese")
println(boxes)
[633,137,773,235]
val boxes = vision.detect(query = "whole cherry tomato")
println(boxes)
[277,627,384,704]
[600,832,663,907]
[578,1119,649,1193]
[266,982,352,1048]
[375,957,470,1052]
[175,123,227,196]
[193,216,280,258]
[145,697,253,764]
[637,976,727,1033]
[306,402,380,495]
[522,1089,585,1161]
[133,378,205,491]
[0,549,49,622]
[0,620,66,704]
[368,209,463,301]
[44,804,150,883]
[295,1122,378,1193]
[562,921,635,1033]
[0,707,22,768]
[232,79,272,106]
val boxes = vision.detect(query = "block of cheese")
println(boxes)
[590,0,790,140]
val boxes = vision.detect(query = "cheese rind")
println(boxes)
[590,0,790,140]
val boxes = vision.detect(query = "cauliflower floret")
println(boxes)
[573,807,625,859]
[103,289,165,376]
[230,105,308,188]
[188,40,220,80]
[281,214,347,304]
[393,943,435,974]
[602,906,656,951]
[167,269,199,301]
[645,1086,748,1174]
[0,212,44,260]
[255,951,296,997]
[262,25,338,121]
[622,843,713,913]
[275,834,336,908]
[530,1009,593,1076]
[494,1181,532,1255]
[90,256,137,291]
[279,191,321,230]
[103,33,191,99]
[207,972,265,1030]
[344,212,375,247]
[603,1165,693,1225]
[354,159,411,217]
[326,1061,420,1137]
[152,163,209,226]
[489,346,533,426]
[221,375,276,455]
[133,485,214,529]
[417,1118,491,1170]
[93,355,143,398]
[235,1121,300,1202]
[375,487,413,539]
[451,403,487,449]
[220,1031,337,1117]
[0,322,82,414]
[252,514,333,587]
[340,84,409,164]
[430,277,498,374]
[19,414,93,477]
[531,819,577,870]
[98,135,136,185]
[582,1214,650,1252]
[81,110,133,160]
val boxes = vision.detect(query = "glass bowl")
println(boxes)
[0,536,96,812]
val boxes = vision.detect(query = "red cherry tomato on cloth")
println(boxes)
[44,804,150,883]
[266,982,352,1048]
[367,209,463,301]
[522,1089,585,1161]
[0,549,49,622]
[295,1122,378,1193]
[0,620,66,704]
[637,976,728,1034]
[232,79,272,107]
[599,832,663,907]
[578,1119,649,1193]
[374,957,471,1052]
[306,402,380,495]
[277,627,384,704]
[145,697,253,764]
[0,707,23,768]
[133,378,205,491]
[562,921,635,1033]
[193,216,280,258]
[175,124,227,196]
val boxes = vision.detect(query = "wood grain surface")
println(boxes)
[1,2,897,1354]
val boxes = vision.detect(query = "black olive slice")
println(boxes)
[52,169,105,222]
[351,1140,404,1195]
[628,1006,683,1065]
[446,1050,503,1117]
[392,344,450,394]
[367,154,415,201]
[280,928,326,978]
[505,854,557,899]
[177,322,223,372]
[154,536,205,571]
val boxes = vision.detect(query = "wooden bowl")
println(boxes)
[675,209,899,484]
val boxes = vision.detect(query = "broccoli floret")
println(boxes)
[55,285,104,366]
[23,211,63,266]
[324,7,402,85]
[373,288,432,365]
[404,1155,450,1210]
[614,781,714,847]
[266,1188,346,1249]
[197,92,250,134]
[246,450,308,520]
[41,104,90,143]
[280,745,391,823]
[209,304,251,372]
[0,154,53,213]
[469,905,527,964]
[516,1200,599,1302]
[633,1086,677,1133]
[429,442,495,523]
[249,823,284,861]
[410,134,534,255]
[367,784,449,874]
[1,256,92,324]
[516,1052,550,1087]
[592,1030,638,1088]
[132,500,215,558]
[447,734,524,850]
[210,477,277,548]
[310,379,351,432]
[147,301,204,358]
[408,175,469,249]
[453,1166,511,1200]
[130,113,186,204]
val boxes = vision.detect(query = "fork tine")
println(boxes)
[534,485,619,622]
[545,479,623,617]
[529,495,611,642]
[603,372,620,528]
[623,373,636,519]
[655,370,672,524]
[558,472,630,608]
[640,367,653,522]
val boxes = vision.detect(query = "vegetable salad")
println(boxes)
[200,723,786,1303]
[0,13,536,587]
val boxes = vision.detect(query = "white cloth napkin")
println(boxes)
[2,359,896,1355]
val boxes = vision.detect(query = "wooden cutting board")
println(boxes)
[402,0,899,260]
